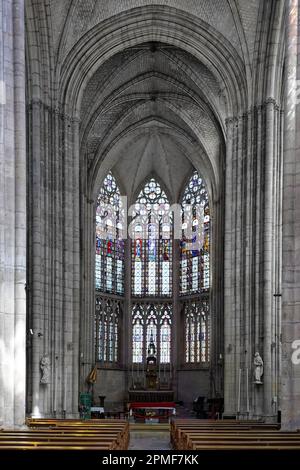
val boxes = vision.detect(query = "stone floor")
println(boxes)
[129,431,171,450]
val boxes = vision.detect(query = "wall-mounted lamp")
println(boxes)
[28,329,43,337]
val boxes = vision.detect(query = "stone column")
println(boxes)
[0,0,26,426]
[79,158,95,395]
[172,239,180,400]
[124,236,132,391]
[63,116,80,417]
[281,0,300,431]
[263,98,276,419]
[211,161,224,399]
[224,101,282,420]
[223,116,242,416]
[223,117,234,414]
[26,103,81,418]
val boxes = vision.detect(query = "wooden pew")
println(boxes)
[183,433,300,450]
[0,444,113,451]
[0,418,129,451]
[171,420,278,448]
[171,419,300,451]
[0,433,125,450]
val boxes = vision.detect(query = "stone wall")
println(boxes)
[281,0,300,430]
[92,369,127,411]
[224,100,284,421]
[0,0,26,427]
[177,370,210,408]
[21,0,290,425]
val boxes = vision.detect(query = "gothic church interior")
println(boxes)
[1,0,300,443]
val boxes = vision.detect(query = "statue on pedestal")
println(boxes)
[40,355,51,384]
[253,352,263,384]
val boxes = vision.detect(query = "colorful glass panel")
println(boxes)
[132,303,172,363]
[95,297,121,364]
[180,171,210,295]
[95,172,125,295]
[131,179,172,296]
[184,300,209,364]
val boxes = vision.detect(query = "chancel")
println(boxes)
[1,0,300,454]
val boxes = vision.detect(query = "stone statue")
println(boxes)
[253,352,263,384]
[40,355,51,384]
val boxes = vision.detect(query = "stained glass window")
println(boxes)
[132,303,172,363]
[95,297,121,363]
[131,179,172,297]
[95,169,211,371]
[184,299,209,364]
[95,172,125,295]
[132,307,144,363]
[160,307,172,363]
[180,171,210,295]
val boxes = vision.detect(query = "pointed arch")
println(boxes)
[95,171,125,295]
[180,169,210,366]
[131,177,172,298]
[131,171,173,208]
[131,303,172,364]
[95,297,121,364]
[180,169,210,295]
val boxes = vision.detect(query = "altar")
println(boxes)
[128,390,174,402]
[128,333,175,422]
[129,401,176,423]
[90,406,105,418]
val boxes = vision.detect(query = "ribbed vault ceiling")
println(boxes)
[80,43,224,202]
[26,1,264,202]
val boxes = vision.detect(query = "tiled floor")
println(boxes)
[129,431,171,450]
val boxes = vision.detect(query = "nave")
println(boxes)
[1,0,300,451]
[1,418,300,453]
